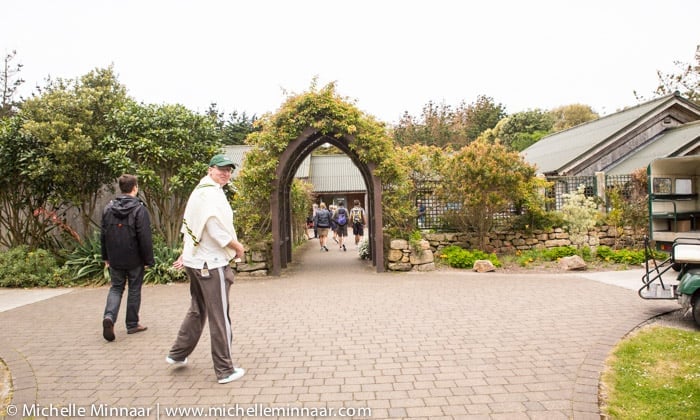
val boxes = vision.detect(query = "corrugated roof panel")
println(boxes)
[223,144,310,178]
[309,155,366,192]
[295,155,311,178]
[223,146,365,191]
[223,145,251,177]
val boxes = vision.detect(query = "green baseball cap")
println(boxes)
[209,154,236,168]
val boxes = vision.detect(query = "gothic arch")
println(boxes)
[270,127,384,275]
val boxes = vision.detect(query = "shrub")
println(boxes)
[542,246,575,260]
[517,246,592,266]
[439,245,501,269]
[358,238,371,260]
[63,233,110,285]
[511,210,564,232]
[408,230,423,254]
[596,246,664,265]
[0,246,69,287]
[63,233,187,285]
[558,185,600,246]
[143,236,187,284]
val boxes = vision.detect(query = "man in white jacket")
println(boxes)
[166,154,246,384]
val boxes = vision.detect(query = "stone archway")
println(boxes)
[270,127,384,275]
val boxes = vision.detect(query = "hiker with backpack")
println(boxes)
[332,201,349,251]
[350,199,367,247]
[101,174,155,342]
[313,202,332,251]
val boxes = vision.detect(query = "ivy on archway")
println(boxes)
[233,81,404,242]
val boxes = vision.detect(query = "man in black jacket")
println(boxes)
[101,174,155,342]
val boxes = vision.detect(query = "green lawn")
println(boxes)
[601,326,700,419]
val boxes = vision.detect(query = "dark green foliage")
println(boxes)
[0,246,69,287]
[223,111,258,145]
[517,246,592,266]
[143,236,187,284]
[511,208,564,232]
[542,246,582,260]
[63,233,110,284]
[439,245,502,269]
[496,109,554,151]
[63,233,187,285]
[596,245,664,265]
[105,101,222,247]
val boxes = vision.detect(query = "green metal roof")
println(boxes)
[521,94,689,175]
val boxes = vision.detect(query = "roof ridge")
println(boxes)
[538,93,676,140]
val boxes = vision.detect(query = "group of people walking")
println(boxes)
[311,199,367,252]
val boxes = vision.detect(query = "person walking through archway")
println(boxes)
[333,201,349,252]
[313,202,331,251]
[350,199,367,248]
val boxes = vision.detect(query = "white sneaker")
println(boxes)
[218,368,245,384]
[165,356,188,366]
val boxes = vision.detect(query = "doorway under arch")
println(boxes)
[270,127,384,275]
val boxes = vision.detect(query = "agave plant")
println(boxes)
[144,237,187,284]
[63,232,110,285]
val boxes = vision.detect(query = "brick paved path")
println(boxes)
[0,239,677,419]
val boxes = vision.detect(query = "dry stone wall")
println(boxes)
[387,226,645,272]
[235,226,645,274]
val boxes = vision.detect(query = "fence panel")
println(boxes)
[414,173,642,232]
[544,176,597,210]
[605,174,635,205]
[416,180,445,230]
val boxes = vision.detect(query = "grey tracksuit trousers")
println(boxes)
[168,265,236,380]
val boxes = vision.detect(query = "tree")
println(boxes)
[548,104,599,132]
[0,116,58,249]
[436,139,537,249]
[635,45,700,105]
[1,50,25,119]
[393,101,458,147]
[488,109,554,151]
[19,66,129,234]
[392,95,506,148]
[453,95,507,143]
[105,102,222,246]
[207,104,259,145]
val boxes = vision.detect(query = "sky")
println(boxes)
[2,0,699,124]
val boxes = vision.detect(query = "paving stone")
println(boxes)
[0,240,683,419]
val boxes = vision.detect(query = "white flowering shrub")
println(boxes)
[559,185,600,247]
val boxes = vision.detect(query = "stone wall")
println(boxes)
[232,241,271,277]
[386,225,646,272]
[237,226,646,274]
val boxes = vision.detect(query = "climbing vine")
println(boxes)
[232,81,403,241]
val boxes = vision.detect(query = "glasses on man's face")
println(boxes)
[215,166,234,174]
